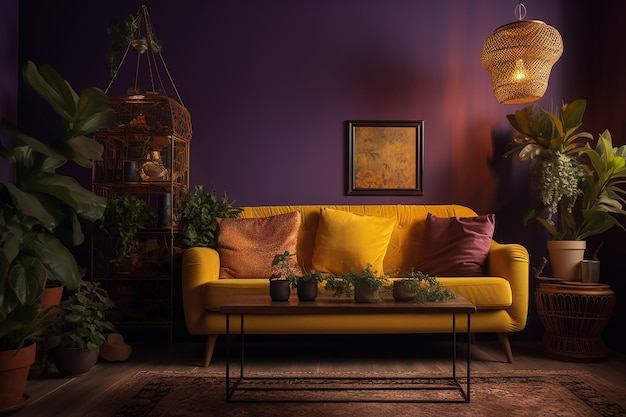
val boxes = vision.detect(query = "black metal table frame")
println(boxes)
[225,312,472,403]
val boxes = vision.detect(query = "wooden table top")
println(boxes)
[220,295,476,315]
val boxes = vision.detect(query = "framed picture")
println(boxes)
[346,120,424,196]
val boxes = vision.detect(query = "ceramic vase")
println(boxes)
[547,240,586,281]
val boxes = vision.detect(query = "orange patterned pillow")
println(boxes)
[216,211,301,278]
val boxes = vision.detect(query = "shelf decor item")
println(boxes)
[92,5,191,340]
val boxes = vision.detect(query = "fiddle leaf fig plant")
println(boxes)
[0,61,114,350]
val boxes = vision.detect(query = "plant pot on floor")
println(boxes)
[547,240,586,281]
[0,342,36,413]
[52,347,100,377]
[269,280,291,301]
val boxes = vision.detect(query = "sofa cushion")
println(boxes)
[414,213,495,276]
[311,208,396,275]
[216,211,301,278]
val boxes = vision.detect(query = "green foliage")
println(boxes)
[107,10,164,78]
[505,99,626,240]
[98,195,155,266]
[180,185,242,248]
[46,281,115,351]
[271,251,324,288]
[0,62,113,350]
[397,269,456,303]
[324,264,390,298]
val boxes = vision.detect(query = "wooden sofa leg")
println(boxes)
[497,332,514,363]
[202,334,218,367]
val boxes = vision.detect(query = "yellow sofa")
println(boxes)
[182,205,529,366]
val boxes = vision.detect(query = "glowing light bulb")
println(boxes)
[513,59,527,81]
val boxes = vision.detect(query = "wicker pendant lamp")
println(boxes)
[481,2,563,105]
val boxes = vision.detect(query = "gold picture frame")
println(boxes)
[346,121,424,195]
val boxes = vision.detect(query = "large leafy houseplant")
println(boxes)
[180,185,242,248]
[0,61,114,351]
[505,99,626,241]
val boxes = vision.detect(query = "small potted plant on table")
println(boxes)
[393,269,457,303]
[272,251,324,302]
[324,264,390,303]
[46,281,116,377]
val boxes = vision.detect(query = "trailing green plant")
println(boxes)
[46,281,115,351]
[180,185,242,248]
[98,195,155,266]
[504,99,626,240]
[0,62,113,351]
[107,10,163,78]
[397,269,456,303]
[271,251,324,288]
[324,264,390,298]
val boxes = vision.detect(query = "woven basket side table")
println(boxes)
[535,282,616,362]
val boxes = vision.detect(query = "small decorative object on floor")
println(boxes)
[100,333,132,362]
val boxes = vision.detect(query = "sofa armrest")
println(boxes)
[182,247,221,334]
[487,241,530,331]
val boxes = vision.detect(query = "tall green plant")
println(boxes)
[505,99,626,240]
[180,185,242,248]
[0,61,114,350]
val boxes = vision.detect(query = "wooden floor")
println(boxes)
[13,334,626,417]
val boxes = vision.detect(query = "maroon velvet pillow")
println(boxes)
[414,213,495,276]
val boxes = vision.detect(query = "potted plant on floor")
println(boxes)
[45,281,115,377]
[0,61,114,411]
[393,269,457,303]
[324,264,390,303]
[272,251,324,301]
[504,99,626,280]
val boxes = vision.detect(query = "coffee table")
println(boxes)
[220,294,476,403]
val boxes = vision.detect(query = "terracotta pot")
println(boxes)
[40,285,64,315]
[0,343,36,413]
[296,280,318,302]
[52,347,99,377]
[547,240,586,281]
[269,280,291,302]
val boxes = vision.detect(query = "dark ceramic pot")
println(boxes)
[52,347,99,377]
[354,285,380,303]
[296,280,318,302]
[393,280,416,302]
[269,280,291,301]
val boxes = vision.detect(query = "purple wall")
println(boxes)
[0,0,18,181]
[13,1,626,347]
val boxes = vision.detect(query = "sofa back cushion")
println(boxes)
[238,205,480,275]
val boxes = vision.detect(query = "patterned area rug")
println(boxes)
[92,370,626,417]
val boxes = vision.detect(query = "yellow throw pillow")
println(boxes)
[311,208,396,275]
